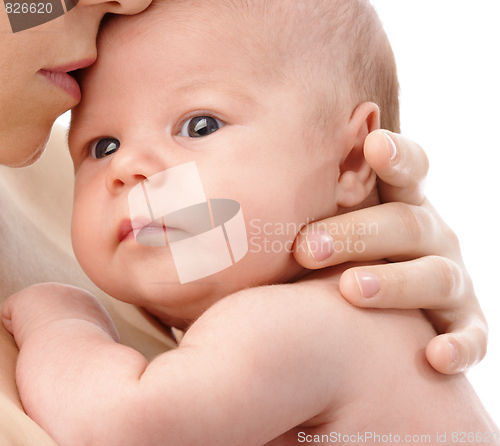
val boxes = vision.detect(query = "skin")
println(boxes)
[2,7,496,441]
[0,0,489,442]
[0,0,487,375]
[0,0,152,167]
[67,10,378,325]
[3,278,498,446]
[294,131,488,373]
[0,2,176,445]
[0,144,176,444]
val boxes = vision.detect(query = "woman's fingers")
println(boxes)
[425,318,488,375]
[337,257,467,308]
[338,257,487,374]
[79,0,152,15]
[364,130,429,205]
[293,129,488,375]
[293,200,452,269]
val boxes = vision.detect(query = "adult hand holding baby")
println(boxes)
[294,130,485,375]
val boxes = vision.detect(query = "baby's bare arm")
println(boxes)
[0,327,59,446]
[2,281,350,446]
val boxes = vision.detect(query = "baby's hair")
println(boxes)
[211,0,401,133]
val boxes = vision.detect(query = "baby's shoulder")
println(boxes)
[187,262,438,398]
[186,272,357,361]
[189,268,493,438]
[193,268,404,364]
[214,267,440,396]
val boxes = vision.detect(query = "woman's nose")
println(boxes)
[76,0,152,15]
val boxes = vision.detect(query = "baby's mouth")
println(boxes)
[136,221,169,246]
[118,219,134,242]
[119,218,179,246]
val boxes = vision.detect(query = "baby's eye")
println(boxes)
[90,138,120,159]
[180,116,225,138]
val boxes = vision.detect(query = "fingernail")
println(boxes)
[355,271,381,298]
[383,132,397,160]
[306,230,334,262]
[449,342,458,365]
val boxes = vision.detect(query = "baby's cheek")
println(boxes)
[242,224,301,286]
[71,193,105,274]
[71,211,94,269]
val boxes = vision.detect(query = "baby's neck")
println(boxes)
[142,305,193,332]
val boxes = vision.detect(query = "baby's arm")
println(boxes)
[2,282,348,446]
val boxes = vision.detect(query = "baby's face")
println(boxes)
[68,2,343,326]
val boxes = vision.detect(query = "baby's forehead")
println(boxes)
[97,5,243,74]
[70,3,275,132]
[93,0,391,128]
[96,1,289,87]
[101,1,234,37]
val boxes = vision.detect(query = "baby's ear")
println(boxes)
[336,102,379,209]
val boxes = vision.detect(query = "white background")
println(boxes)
[370,0,500,424]
[57,0,499,426]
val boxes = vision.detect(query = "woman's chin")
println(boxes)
[0,126,51,168]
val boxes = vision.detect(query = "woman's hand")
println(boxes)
[293,130,487,375]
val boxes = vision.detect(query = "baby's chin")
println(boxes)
[98,272,242,325]
[91,247,299,326]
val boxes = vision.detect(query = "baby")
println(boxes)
[2,0,497,445]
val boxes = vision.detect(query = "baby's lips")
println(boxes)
[118,219,134,242]
[121,217,172,247]
[118,217,157,242]
[130,217,156,233]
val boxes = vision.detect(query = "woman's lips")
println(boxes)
[38,58,96,102]
[38,70,82,101]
